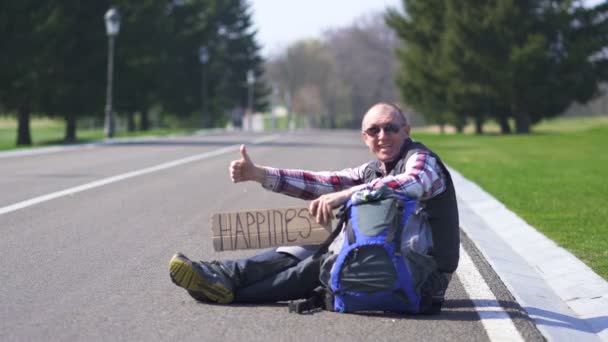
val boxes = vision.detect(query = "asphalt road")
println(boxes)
[0,131,543,341]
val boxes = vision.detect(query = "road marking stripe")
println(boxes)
[458,246,524,342]
[0,135,279,216]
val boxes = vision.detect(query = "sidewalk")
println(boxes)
[450,166,608,341]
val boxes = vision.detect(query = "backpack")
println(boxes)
[289,188,437,314]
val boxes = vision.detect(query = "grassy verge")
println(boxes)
[0,117,195,151]
[414,116,608,279]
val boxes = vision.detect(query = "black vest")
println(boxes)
[362,138,460,273]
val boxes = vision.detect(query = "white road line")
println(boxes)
[458,246,525,342]
[0,135,279,216]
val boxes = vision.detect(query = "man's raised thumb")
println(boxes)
[240,144,252,163]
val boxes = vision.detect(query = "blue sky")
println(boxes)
[249,0,401,57]
[249,0,605,58]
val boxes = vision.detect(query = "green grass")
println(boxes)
[0,116,195,151]
[414,116,608,279]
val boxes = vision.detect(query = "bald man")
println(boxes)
[169,102,459,312]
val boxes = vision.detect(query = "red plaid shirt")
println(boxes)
[261,151,446,200]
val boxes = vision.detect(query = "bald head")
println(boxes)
[360,102,411,163]
[361,102,408,129]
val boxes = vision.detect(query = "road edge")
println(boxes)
[449,166,607,341]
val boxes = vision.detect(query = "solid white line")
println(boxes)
[0,135,279,216]
[458,246,525,342]
[0,144,98,159]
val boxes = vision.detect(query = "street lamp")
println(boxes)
[246,70,255,131]
[271,84,278,131]
[198,46,209,129]
[103,7,121,138]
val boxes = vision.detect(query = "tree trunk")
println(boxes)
[474,115,484,134]
[513,105,531,134]
[140,109,149,131]
[515,116,530,133]
[498,115,511,134]
[64,112,77,143]
[16,104,32,146]
[454,115,465,134]
[127,111,136,132]
[455,123,464,134]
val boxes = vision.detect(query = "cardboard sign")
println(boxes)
[211,207,330,251]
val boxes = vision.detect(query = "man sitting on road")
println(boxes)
[169,102,459,308]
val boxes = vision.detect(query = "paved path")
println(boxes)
[1,130,604,341]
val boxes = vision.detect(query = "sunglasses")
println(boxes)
[363,123,403,137]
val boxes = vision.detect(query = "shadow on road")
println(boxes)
[525,306,607,334]
[190,298,538,323]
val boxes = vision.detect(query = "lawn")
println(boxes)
[0,116,194,151]
[414,116,608,279]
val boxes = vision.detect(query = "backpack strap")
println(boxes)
[346,220,355,244]
[288,204,349,314]
[288,286,334,314]
[385,198,405,256]
[311,203,350,260]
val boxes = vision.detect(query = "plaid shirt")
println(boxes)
[261,150,446,201]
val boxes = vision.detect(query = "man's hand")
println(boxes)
[229,145,266,183]
[309,189,353,228]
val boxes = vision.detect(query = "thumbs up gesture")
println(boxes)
[229,145,265,183]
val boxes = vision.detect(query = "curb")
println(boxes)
[449,166,608,341]
[0,129,230,159]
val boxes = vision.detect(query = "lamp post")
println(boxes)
[246,70,255,131]
[271,84,278,131]
[198,46,209,129]
[103,7,120,138]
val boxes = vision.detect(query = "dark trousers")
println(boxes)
[219,249,323,303]
[217,250,451,305]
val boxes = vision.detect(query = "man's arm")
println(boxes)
[229,144,366,227]
[308,151,447,226]
[230,145,367,199]
[229,145,266,183]
[366,151,446,200]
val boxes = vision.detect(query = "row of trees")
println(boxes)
[0,0,267,145]
[265,13,402,129]
[386,0,608,133]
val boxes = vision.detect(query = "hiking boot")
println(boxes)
[169,253,235,304]
[187,290,212,303]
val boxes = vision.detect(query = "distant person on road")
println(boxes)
[169,102,459,310]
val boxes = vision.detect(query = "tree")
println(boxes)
[386,0,455,131]
[212,0,270,124]
[0,1,57,145]
[266,39,336,128]
[160,0,267,128]
[265,12,402,129]
[325,13,402,128]
[112,1,168,132]
[387,0,608,134]
[42,1,111,142]
[0,0,268,148]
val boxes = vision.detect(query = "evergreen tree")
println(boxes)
[212,0,269,120]
[386,0,457,132]
[0,0,268,147]
[0,1,57,145]
[387,0,608,134]
[112,1,168,132]
[160,0,267,128]
[42,1,110,142]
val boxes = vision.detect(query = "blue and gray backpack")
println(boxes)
[289,187,437,314]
